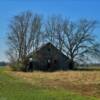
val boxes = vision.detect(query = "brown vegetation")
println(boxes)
[8,70,100,98]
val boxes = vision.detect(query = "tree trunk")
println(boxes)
[69,60,74,70]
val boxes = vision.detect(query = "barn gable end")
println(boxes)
[29,42,69,71]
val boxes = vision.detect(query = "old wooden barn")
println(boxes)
[28,42,69,71]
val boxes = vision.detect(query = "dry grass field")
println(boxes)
[8,70,100,98]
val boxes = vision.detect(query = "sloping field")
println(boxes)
[1,67,100,100]
[9,70,100,98]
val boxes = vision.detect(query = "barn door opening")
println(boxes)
[47,59,51,71]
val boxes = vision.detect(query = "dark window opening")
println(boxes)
[48,48,50,52]
[54,60,57,64]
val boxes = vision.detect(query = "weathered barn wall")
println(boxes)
[29,43,69,71]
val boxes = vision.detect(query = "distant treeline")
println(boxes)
[80,63,100,67]
[0,61,8,66]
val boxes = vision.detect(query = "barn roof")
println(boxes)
[28,42,69,59]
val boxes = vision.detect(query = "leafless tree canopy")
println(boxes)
[7,11,100,69]
[62,19,97,69]
[45,17,98,69]
[7,11,42,64]
[45,15,64,51]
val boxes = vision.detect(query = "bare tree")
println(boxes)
[45,16,99,69]
[53,16,64,51]
[7,11,42,65]
[62,19,97,69]
[31,14,42,51]
[45,15,64,51]
[45,16,57,45]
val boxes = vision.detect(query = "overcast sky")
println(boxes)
[0,0,100,61]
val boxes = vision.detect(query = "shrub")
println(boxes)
[10,62,25,71]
